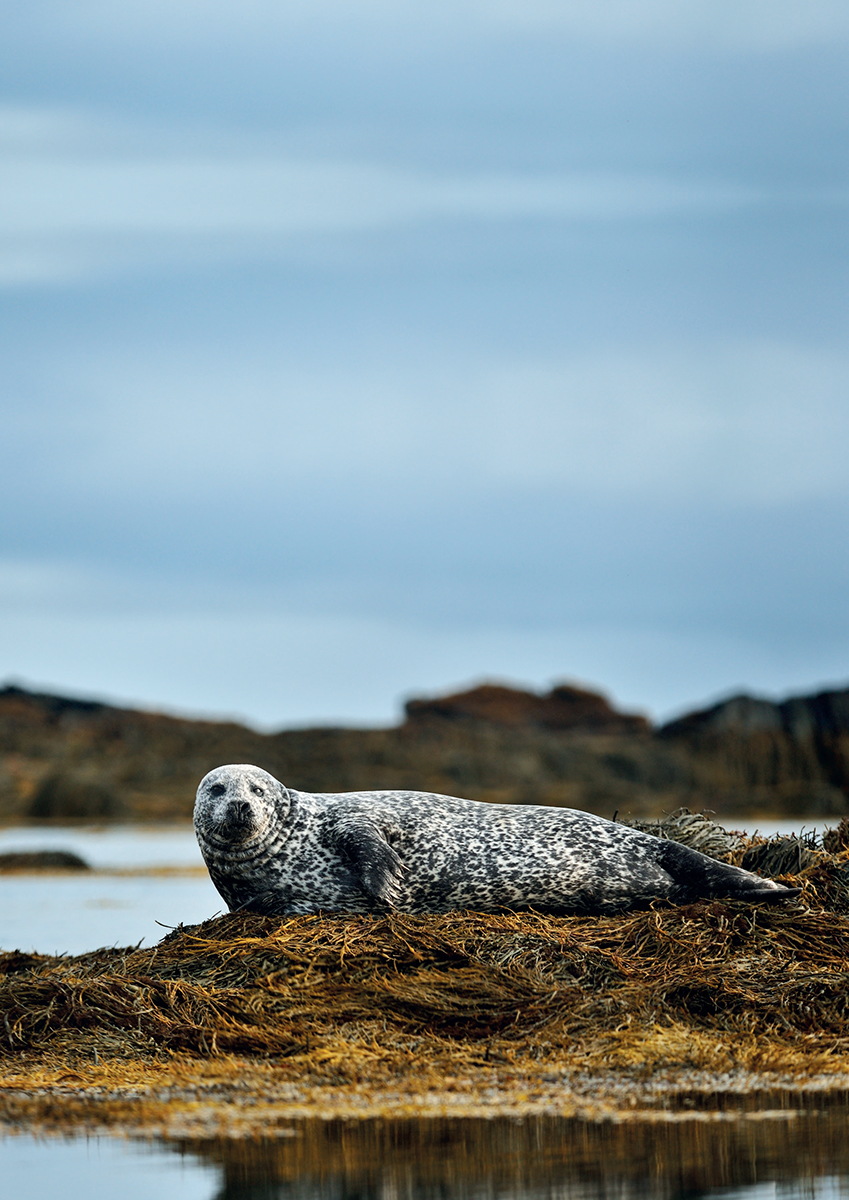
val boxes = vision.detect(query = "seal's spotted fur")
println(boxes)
[194,764,799,916]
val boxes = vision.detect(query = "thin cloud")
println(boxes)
[13,1,849,51]
[14,340,849,507]
[0,109,812,286]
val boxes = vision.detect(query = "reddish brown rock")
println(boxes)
[404,682,650,735]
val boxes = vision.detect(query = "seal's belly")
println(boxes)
[389,810,672,915]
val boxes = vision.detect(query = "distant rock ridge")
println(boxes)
[660,686,849,740]
[0,684,107,719]
[0,677,848,821]
[657,685,849,816]
[404,682,650,735]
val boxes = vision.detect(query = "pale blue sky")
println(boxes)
[1,2,848,727]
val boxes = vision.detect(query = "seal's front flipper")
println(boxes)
[233,890,283,915]
[657,839,802,903]
[333,817,405,908]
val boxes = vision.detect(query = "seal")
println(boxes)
[194,764,800,917]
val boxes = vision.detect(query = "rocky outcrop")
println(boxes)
[0,850,89,872]
[660,687,849,740]
[658,686,849,813]
[405,683,650,735]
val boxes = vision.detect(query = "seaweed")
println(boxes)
[3,821,849,1130]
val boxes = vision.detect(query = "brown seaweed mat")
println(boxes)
[3,822,849,1134]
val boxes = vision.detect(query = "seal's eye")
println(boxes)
[251,785,265,797]
[209,784,226,797]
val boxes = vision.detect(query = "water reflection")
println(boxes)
[5,1106,849,1199]
[177,1106,849,1200]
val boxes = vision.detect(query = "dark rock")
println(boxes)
[660,686,849,740]
[659,686,849,813]
[0,849,89,872]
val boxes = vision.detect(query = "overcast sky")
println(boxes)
[1,1,848,728]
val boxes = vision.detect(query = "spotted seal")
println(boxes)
[194,764,799,917]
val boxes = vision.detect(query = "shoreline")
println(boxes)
[5,1062,849,1138]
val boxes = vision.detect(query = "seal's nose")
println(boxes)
[218,797,257,841]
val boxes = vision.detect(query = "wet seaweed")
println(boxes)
[620,809,747,861]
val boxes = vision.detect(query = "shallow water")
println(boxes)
[0,818,836,956]
[0,825,203,870]
[0,872,222,955]
[6,1107,849,1199]
[0,825,218,953]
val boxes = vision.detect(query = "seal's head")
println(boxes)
[194,764,289,849]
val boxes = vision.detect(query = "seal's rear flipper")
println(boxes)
[740,885,802,902]
[656,839,801,903]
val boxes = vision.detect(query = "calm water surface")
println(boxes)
[0,825,218,953]
[0,873,222,956]
[0,825,203,869]
[5,1109,849,1199]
